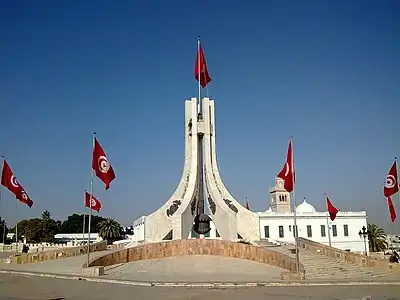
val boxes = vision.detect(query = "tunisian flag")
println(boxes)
[194,39,212,88]
[387,196,397,223]
[384,160,399,197]
[85,191,102,212]
[277,138,295,193]
[92,138,116,190]
[1,160,33,208]
[326,196,339,221]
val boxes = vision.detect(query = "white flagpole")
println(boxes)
[290,137,300,273]
[325,194,332,247]
[86,132,96,267]
[15,200,18,252]
[197,36,201,116]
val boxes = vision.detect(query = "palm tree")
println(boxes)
[368,223,388,252]
[97,218,122,242]
[41,210,51,222]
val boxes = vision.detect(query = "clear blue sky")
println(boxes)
[0,0,399,232]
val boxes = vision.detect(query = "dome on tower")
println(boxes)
[296,199,317,213]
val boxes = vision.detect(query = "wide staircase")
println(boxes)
[259,240,400,281]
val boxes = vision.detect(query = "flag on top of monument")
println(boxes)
[92,138,116,190]
[194,38,212,88]
[1,159,33,208]
[387,196,397,223]
[85,191,102,212]
[245,198,250,210]
[384,160,399,197]
[277,138,295,193]
[325,195,339,221]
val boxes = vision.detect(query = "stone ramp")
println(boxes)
[261,242,400,281]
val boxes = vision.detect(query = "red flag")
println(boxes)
[277,138,295,193]
[387,196,397,223]
[194,39,212,88]
[1,160,33,208]
[85,191,102,212]
[384,160,399,197]
[326,196,339,221]
[92,138,116,190]
[245,199,250,210]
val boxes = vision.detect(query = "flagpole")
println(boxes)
[87,132,96,267]
[197,36,201,117]
[0,156,6,249]
[396,156,400,212]
[82,205,86,244]
[290,137,300,273]
[324,194,332,247]
[387,198,392,238]
[15,200,18,252]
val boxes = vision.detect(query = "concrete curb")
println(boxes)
[1,270,400,288]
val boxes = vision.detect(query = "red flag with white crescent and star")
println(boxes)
[387,196,397,223]
[384,160,399,197]
[1,160,33,208]
[85,191,102,212]
[326,196,339,221]
[194,39,212,88]
[92,138,116,190]
[277,138,295,193]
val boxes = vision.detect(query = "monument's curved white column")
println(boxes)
[144,98,199,242]
[203,98,260,241]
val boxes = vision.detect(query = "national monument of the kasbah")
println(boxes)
[143,95,260,243]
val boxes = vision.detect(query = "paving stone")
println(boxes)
[1,274,400,300]
[104,255,285,282]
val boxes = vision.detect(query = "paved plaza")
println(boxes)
[104,255,285,282]
[0,250,113,275]
[1,251,400,284]
[0,252,14,259]
[1,274,400,300]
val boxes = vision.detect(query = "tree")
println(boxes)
[368,223,388,252]
[9,211,58,243]
[98,218,122,243]
[14,219,44,243]
[41,210,51,221]
[57,213,106,234]
[0,218,8,244]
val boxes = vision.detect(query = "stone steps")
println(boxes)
[258,242,399,280]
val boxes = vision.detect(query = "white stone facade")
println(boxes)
[202,98,260,241]
[141,97,260,243]
[143,98,199,242]
[258,209,369,253]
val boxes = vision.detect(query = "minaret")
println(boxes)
[269,178,291,213]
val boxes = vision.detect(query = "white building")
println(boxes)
[54,233,103,245]
[132,178,369,254]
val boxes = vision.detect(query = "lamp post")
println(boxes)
[358,226,368,256]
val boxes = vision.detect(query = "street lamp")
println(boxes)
[358,226,368,256]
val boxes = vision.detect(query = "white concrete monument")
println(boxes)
[144,97,260,243]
